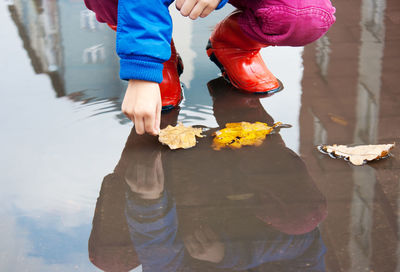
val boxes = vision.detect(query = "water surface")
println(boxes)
[0,0,399,271]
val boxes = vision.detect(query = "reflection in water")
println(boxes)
[299,0,400,270]
[8,0,65,96]
[90,78,328,271]
[349,0,386,270]
[4,0,400,270]
[8,0,125,119]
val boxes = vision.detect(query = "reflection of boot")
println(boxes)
[206,11,282,94]
[207,77,274,126]
[160,40,184,111]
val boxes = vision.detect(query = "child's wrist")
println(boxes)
[128,79,159,89]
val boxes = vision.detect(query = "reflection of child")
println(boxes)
[89,77,330,270]
[84,0,335,135]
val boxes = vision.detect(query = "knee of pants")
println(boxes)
[84,0,118,26]
[244,5,336,46]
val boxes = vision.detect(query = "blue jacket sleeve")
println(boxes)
[216,0,229,10]
[125,190,185,272]
[117,0,174,83]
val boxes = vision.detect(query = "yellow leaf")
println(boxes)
[328,113,348,126]
[226,193,254,201]
[212,122,281,150]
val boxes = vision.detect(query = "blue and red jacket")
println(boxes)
[84,0,229,82]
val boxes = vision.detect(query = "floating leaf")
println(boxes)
[212,122,282,150]
[318,143,395,166]
[328,113,348,126]
[226,193,254,201]
[159,122,204,150]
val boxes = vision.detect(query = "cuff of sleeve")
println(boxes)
[216,0,229,10]
[120,58,164,83]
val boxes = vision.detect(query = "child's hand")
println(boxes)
[176,0,221,20]
[122,79,161,136]
[184,225,225,263]
[125,151,164,200]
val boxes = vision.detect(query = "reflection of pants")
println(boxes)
[84,0,335,46]
[229,0,336,46]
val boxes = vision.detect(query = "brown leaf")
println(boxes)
[159,122,204,150]
[319,143,395,166]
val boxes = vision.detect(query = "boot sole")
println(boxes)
[162,86,184,111]
[206,40,283,95]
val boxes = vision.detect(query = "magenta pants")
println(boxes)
[85,0,335,47]
[230,0,336,46]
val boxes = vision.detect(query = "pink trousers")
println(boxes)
[230,0,336,46]
[85,0,336,47]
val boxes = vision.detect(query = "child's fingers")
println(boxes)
[155,152,164,184]
[200,6,214,18]
[144,112,157,135]
[194,228,212,248]
[203,226,219,241]
[134,116,145,135]
[179,0,197,17]
[189,2,206,20]
[154,102,161,135]
[184,234,205,256]
[175,0,184,11]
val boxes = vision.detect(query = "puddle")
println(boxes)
[0,0,399,271]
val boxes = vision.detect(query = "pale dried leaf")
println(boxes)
[159,122,204,150]
[319,143,395,165]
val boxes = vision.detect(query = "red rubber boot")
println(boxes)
[206,11,282,94]
[107,23,183,110]
[160,40,184,111]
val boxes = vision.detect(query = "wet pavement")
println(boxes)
[0,0,399,271]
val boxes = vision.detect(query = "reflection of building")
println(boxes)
[300,0,399,271]
[9,0,65,96]
[8,0,125,113]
